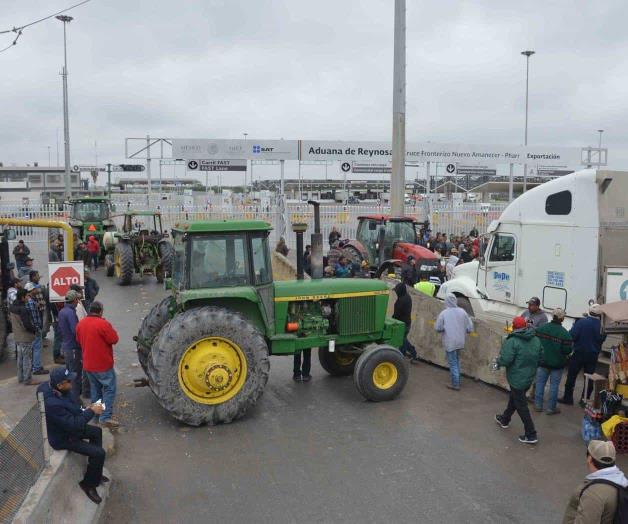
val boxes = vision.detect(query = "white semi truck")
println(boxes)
[438,169,628,324]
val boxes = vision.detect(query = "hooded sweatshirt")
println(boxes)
[435,293,473,352]
[392,282,412,328]
[562,465,628,524]
[445,256,459,280]
[497,327,541,390]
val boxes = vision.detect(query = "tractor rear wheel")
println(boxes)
[147,306,270,426]
[158,242,174,277]
[353,345,408,402]
[105,254,115,277]
[318,346,356,376]
[136,296,172,374]
[114,242,134,285]
[341,245,364,267]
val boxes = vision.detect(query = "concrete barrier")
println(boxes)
[388,283,510,390]
[271,251,309,281]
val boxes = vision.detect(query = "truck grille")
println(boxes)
[337,296,376,335]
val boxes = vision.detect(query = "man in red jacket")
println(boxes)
[76,301,120,428]
[86,235,100,270]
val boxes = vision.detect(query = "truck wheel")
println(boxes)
[147,306,270,426]
[158,242,174,277]
[353,345,408,402]
[114,242,134,285]
[105,254,115,277]
[136,296,173,375]
[318,346,356,376]
[455,295,474,317]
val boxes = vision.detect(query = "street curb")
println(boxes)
[13,428,114,524]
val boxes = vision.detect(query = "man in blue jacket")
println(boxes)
[37,367,107,504]
[58,290,83,403]
[559,304,607,407]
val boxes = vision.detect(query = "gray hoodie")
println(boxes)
[435,294,474,352]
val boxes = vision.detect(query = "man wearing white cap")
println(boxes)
[563,440,628,523]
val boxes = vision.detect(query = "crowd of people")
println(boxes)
[7,237,118,504]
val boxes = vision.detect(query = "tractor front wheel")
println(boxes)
[318,346,356,376]
[353,345,408,402]
[105,254,115,277]
[114,242,134,285]
[147,306,270,426]
[136,296,172,375]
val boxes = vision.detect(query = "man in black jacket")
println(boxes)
[393,282,419,364]
[37,367,108,504]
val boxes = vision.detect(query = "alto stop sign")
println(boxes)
[50,265,82,300]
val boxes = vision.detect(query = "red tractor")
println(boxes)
[341,215,441,279]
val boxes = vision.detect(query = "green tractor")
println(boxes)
[136,217,408,426]
[103,211,174,285]
[68,197,116,259]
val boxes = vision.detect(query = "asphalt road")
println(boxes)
[93,270,623,524]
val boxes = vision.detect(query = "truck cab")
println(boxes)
[439,169,628,323]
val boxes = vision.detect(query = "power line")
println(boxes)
[0,0,92,55]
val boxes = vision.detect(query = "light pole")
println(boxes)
[597,129,604,168]
[521,50,535,192]
[57,15,73,199]
[390,0,406,216]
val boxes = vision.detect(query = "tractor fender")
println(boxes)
[182,297,268,336]
[392,242,440,263]
[437,275,481,301]
[341,240,369,261]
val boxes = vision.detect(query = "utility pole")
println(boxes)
[521,50,535,193]
[106,163,112,198]
[57,15,73,199]
[390,0,406,217]
[146,134,152,206]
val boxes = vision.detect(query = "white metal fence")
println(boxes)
[0,200,508,251]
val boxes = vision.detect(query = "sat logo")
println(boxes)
[252,145,274,154]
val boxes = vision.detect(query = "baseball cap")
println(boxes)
[50,367,76,388]
[24,282,36,291]
[25,256,34,262]
[512,316,527,330]
[589,303,602,316]
[65,289,80,303]
[552,308,566,321]
[527,297,541,306]
[588,440,616,465]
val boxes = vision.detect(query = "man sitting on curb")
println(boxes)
[37,367,109,504]
[563,440,628,523]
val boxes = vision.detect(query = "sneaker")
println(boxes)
[578,400,586,408]
[292,375,302,382]
[546,408,561,415]
[101,419,120,429]
[446,384,460,391]
[557,398,573,406]
[410,358,421,365]
[494,414,510,429]
[518,434,538,445]
[533,405,543,412]
[301,375,312,382]
[32,368,50,375]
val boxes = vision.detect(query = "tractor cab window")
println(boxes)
[172,234,185,288]
[73,202,109,221]
[189,235,248,288]
[251,235,272,285]
[383,221,415,259]
[356,219,381,264]
[488,234,516,262]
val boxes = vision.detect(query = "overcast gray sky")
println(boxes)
[0,0,625,184]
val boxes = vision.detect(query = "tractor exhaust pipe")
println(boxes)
[291,222,308,280]
[307,200,323,279]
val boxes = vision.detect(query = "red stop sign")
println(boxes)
[50,266,81,299]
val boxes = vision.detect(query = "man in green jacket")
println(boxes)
[494,316,542,445]
[534,308,572,415]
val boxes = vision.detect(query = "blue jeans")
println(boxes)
[400,332,418,359]
[63,347,83,404]
[446,349,461,388]
[535,367,563,411]
[32,333,42,371]
[85,369,116,422]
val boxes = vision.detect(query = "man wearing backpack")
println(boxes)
[563,440,628,524]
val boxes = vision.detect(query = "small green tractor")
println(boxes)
[136,217,408,426]
[103,211,174,285]
[67,197,117,259]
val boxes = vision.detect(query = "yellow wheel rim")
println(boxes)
[372,362,398,390]
[178,337,247,405]
[114,251,121,277]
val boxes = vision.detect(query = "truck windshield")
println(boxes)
[73,202,109,221]
[189,235,248,288]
